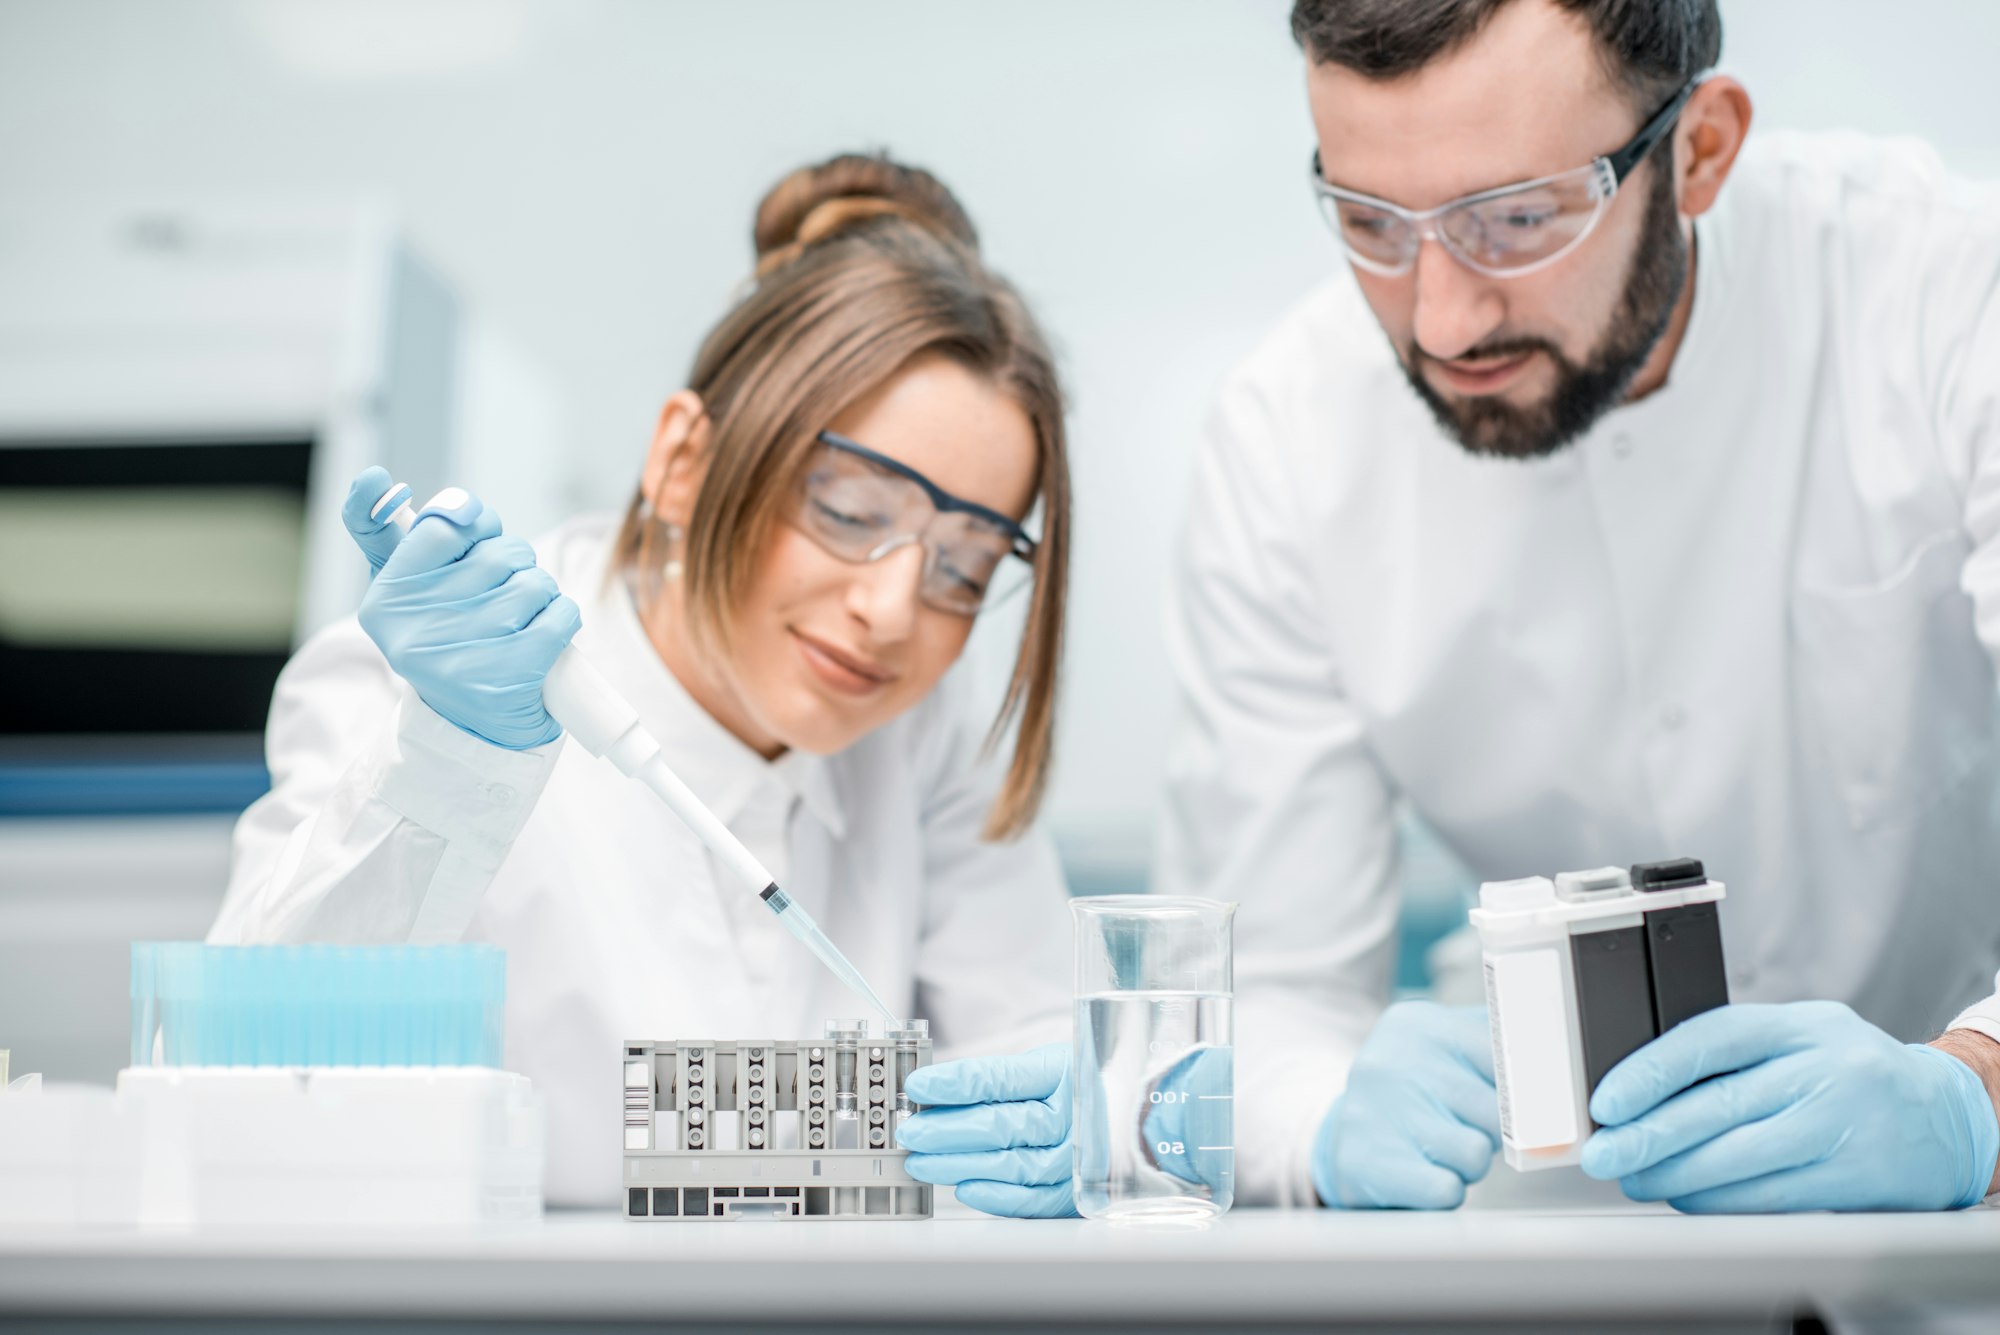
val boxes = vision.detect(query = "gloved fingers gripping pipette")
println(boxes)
[349,470,898,1026]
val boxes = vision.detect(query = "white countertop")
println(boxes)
[5,1201,1999,1327]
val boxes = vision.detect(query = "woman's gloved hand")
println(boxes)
[1581,1001,2000,1213]
[343,466,413,575]
[343,468,581,750]
[896,1043,1077,1218]
[1311,1001,1501,1209]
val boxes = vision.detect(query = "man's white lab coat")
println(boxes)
[1160,132,2000,1206]
[212,515,1070,1205]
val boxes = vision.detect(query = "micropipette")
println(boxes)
[369,480,898,1026]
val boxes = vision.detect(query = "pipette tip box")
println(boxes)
[130,942,506,1068]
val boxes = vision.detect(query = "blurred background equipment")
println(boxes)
[0,203,564,1084]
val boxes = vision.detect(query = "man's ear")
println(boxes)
[1675,76,1752,219]
[640,390,713,525]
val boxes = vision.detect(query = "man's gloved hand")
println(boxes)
[344,469,581,750]
[896,1044,1076,1218]
[1581,1001,2000,1213]
[1312,1002,1500,1209]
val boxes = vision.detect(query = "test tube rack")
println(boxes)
[622,1020,933,1221]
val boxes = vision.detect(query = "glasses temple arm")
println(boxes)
[1604,78,1702,183]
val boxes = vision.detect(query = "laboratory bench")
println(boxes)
[4,1201,1999,1333]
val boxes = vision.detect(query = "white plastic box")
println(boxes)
[0,1086,149,1226]
[118,1066,543,1226]
[0,1068,541,1227]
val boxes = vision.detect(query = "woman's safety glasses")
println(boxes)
[1309,79,1698,279]
[793,431,1037,617]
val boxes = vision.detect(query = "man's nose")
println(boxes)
[1410,238,1505,363]
[846,540,926,643]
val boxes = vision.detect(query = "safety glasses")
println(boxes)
[1309,79,1699,279]
[793,431,1037,618]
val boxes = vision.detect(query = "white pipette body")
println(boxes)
[372,483,898,1026]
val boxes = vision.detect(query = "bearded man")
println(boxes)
[1161,0,2000,1213]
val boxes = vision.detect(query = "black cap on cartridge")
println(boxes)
[1631,858,1706,892]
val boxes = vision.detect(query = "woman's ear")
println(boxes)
[640,390,713,525]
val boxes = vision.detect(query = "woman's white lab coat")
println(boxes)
[211,514,1071,1205]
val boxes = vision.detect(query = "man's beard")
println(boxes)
[1401,160,1688,461]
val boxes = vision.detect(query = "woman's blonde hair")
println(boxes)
[612,152,1070,840]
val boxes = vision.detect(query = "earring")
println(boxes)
[638,492,684,581]
[661,523,685,581]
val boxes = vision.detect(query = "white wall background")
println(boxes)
[2,0,1996,875]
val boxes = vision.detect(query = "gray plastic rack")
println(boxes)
[622,1020,934,1222]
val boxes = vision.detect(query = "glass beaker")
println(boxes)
[1070,896,1235,1223]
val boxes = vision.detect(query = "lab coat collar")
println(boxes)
[583,550,849,841]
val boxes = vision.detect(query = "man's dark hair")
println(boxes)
[1290,0,1721,111]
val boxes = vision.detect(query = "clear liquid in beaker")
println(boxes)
[1073,990,1233,1222]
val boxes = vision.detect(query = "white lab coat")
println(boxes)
[1160,132,2000,1206]
[212,514,1070,1205]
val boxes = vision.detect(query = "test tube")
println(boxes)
[826,1019,863,1151]
[866,1043,889,1148]
[805,1041,828,1148]
[684,1046,708,1150]
[888,1019,928,1134]
[740,1043,769,1150]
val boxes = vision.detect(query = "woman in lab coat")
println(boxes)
[210,154,1076,1210]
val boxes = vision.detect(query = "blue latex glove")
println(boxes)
[896,1044,1076,1218]
[1581,1001,2000,1213]
[1312,1002,1500,1209]
[344,469,581,750]
[343,466,413,575]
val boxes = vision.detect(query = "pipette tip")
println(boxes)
[766,887,901,1028]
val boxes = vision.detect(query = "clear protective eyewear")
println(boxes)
[793,431,1037,617]
[1309,79,1699,279]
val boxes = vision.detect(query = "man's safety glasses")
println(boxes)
[1309,79,1699,279]
[793,431,1037,617]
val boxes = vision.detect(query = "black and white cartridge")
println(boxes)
[1471,861,1728,1172]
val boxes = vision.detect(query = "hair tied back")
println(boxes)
[750,152,981,280]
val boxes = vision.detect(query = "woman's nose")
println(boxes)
[845,541,926,642]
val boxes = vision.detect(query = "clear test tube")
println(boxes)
[826,1019,864,1151]
[888,1019,928,1133]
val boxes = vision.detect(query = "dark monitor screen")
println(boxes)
[0,439,313,736]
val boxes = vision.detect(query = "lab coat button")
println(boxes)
[1660,705,1686,732]
[486,783,517,803]
[1610,432,1634,458]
